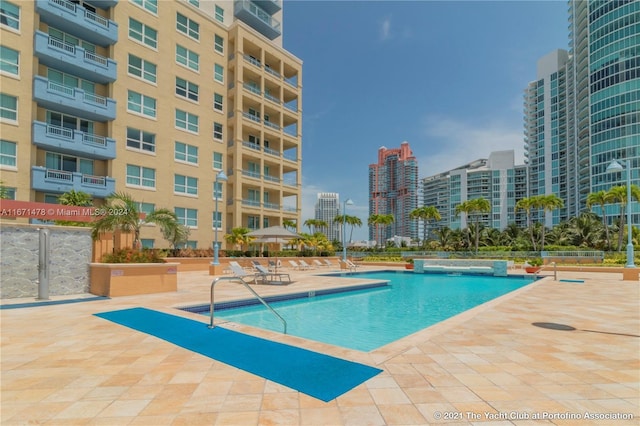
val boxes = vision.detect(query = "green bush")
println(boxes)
[102,248,165,263]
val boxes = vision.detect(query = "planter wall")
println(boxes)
[89,263,178,297]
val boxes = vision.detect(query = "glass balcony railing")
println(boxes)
[234,0,281,40]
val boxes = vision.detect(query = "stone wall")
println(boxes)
[0,223,92,299]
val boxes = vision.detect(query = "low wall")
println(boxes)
[0,223,92,299]
[414,259,508,277]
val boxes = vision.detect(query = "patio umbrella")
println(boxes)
[247,226,301,273]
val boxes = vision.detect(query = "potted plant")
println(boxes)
[524,258,543,273]
[405,258,414,270]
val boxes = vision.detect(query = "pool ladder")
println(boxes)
[534,262,557,281]
[209,276,287,334]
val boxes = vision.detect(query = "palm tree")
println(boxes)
[56,190,93,227]
[409,206,441,248]
[91,192,179,249]
[224,227,254,251]
[434,227,453,250]
[537,194,564,251]
[368,213,394,247]
[303,219,326,235]
[515,197,537,251]
[608,184,640,252]
[333,214,363,245]
[162,223,191,251]
[586,190,613,250]
[282,219,297,231]
[455,198,490,254]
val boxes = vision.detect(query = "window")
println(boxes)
[128,54,156,83]
[214,34,224,53]
[213,181,223,199]
[175,142,198,164]
[46,152,93,174]
[126,164,156,188]
[176,13,199,40]
[213,93,223,112]
[175,77,199,101]
[248,215,259,230]
[176,44,199,71]
[0,1,19,31]
[135,202,155,216]
[131,0,157,14]
[49,27,96,52]
[214,5,223,22]
[212,211,222,229]
[213,122,223,140]
[0,45,19,76]
[0,140,16,167]
[214,63,223,82]
[188,0,199,6]
[175,109,198,133]
[0,93,17,122]
[127,90,156,118]
[126,127,155,152]
[174,174,198,195]
[140,239,154,248]
[47,68,94,93]
[47,111,93,133]
[129,18,157,49]
[1,186,15,199]
[175,207,197,227]
[213,152,223,169]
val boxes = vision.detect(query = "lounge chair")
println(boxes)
[341,259,359,272]
[268,260,282,272]
[313,259,326,268]
[298,259,314,269]
[323,259,335,268]
[250,260,263,270]
[288,260,304,270]
[255,265,291,284]
[229,261,264,284]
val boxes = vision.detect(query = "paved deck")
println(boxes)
[1,266,638,425]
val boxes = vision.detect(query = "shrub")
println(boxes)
[102,248,165,263]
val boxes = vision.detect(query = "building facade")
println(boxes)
[525,0,639,227]
[421,150,527,233]
[314,192,340,242]
[0,0,303,249]
[368,142,418,243]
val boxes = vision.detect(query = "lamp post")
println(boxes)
[212,170,228,266]
[342,198,354,262]
[606,159,635,268]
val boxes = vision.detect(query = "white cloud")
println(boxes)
[380,17,391,41]
[418,115,525,178]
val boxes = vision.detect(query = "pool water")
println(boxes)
[209,271,533,352]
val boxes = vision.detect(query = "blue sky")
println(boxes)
[282,1,569,241]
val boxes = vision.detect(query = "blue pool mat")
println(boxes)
[95,307,382,402]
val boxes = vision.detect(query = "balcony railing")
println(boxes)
[263,175,280,183]
[265,65,281,79]
[242,112,261,123]
[264,202,280,210]
[31,166,115,197]
[264,147,280,157]
[243,54,261,68]
[33,121,115,159]
[234,0,281,40]
[264,121,280,130]
[243,83,261,95]
[242,141,261,151]
[264,92,280,104]
[242,199,261,207]
[242,170,261,179]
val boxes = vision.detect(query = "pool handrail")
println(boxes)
[209,276,287,334]
[534,262,557,281]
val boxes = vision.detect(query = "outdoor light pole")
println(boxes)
[342,198,354,262]
[212,170,228,266]
[607,159,636,268]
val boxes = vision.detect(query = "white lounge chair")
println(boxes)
[289,260,310,270]
[313,259,325,268]
[255,265,291,284]
[298,259,314,269]
[323,259,335,268]
[342,259,359,272]
[229,261,264,284]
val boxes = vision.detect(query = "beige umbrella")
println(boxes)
[247,226,301,273]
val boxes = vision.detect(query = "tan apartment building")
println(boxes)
[0,0,302,249]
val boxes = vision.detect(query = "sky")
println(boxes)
[281,0,569,241]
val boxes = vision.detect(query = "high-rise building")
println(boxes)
[0,0,303,248]
[525,1,638,227]
[421,150,527,232]
[368,142,418,243]
[314,192,340,242]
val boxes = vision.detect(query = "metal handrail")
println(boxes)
[209,276,287,333]
[534,262,557,281]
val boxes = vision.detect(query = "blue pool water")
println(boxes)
[209,271,533,352]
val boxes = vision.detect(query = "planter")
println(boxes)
[89,263,178,297]
[405,264,414,270]
[525,266,541,274]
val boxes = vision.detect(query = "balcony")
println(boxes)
[33,76,117,121]
[31,166,115,198]
[234,0,281,40]
[84,0,118,8]
[32,121,116,160]
[36,0,118,47]
[34,31,117,84]
[255,0,281,14]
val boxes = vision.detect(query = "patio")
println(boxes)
[1,266,638,425]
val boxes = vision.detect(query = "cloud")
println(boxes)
[380,17,391,41]
[418,115,525,178]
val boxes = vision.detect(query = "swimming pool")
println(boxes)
[202,271,534,352]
